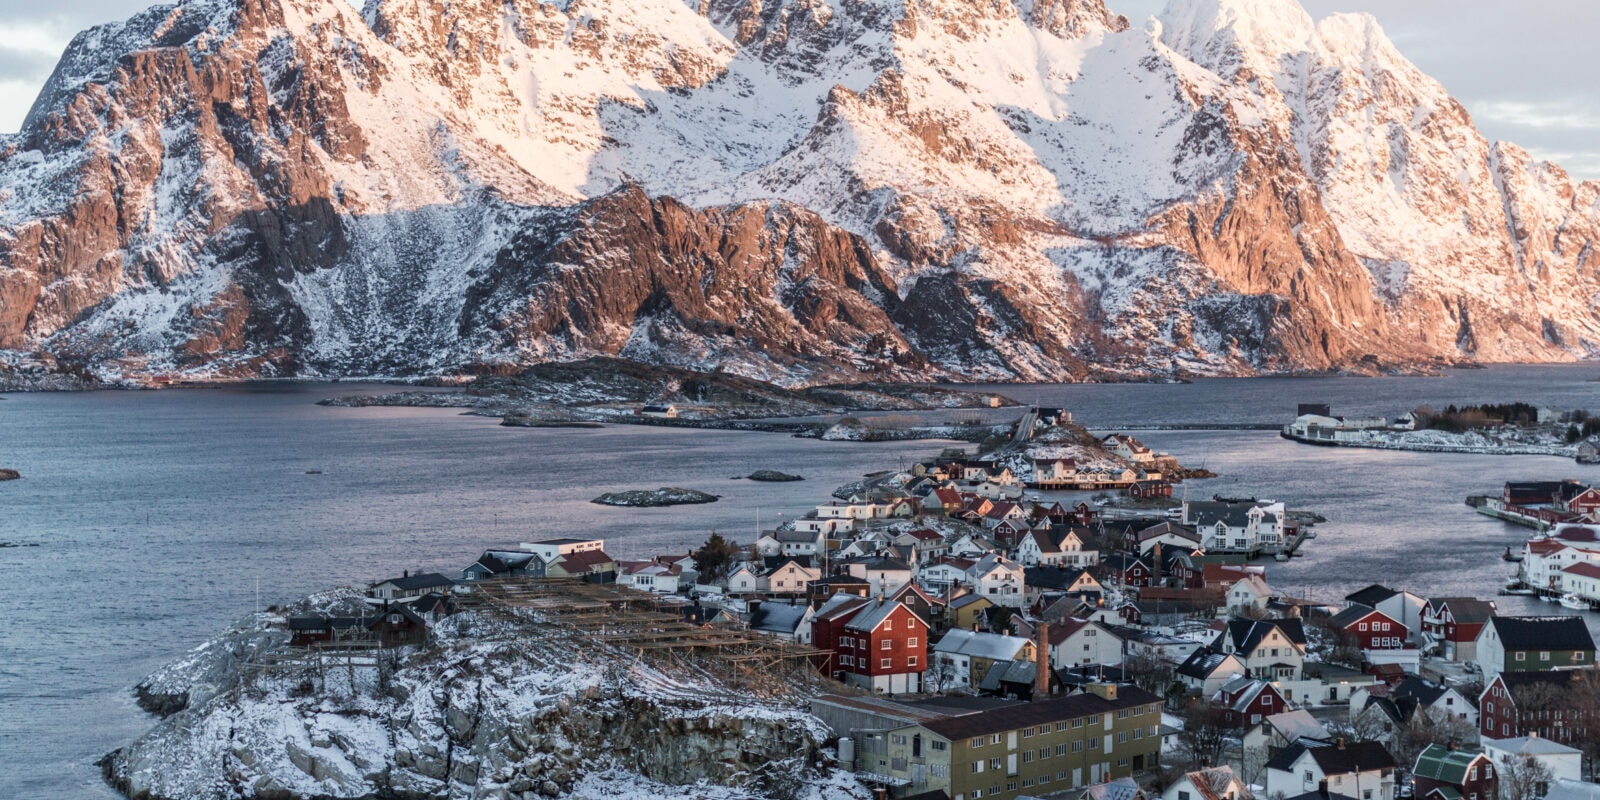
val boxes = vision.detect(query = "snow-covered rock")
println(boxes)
[3,0,1598,386]
[105,603,861,800]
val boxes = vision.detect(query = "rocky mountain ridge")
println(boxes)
[1,0,1597,386]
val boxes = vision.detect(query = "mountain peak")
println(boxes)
[1159,0,1315,78]
[1,0,1597,384]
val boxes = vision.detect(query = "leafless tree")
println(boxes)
[1497,755,1554,800]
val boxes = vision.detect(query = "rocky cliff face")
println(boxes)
[2,0,1597,385]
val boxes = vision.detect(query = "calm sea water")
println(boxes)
[0,365,1596,799]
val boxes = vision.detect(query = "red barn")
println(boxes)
[1328,605,1407,649]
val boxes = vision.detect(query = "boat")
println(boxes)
[1502,547,1524,562]
[1561,593,1590,610]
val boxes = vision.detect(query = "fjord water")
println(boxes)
[1,365,1596,798]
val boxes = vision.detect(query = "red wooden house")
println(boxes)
[1420,597,1495,661]
[1212,676,1290,728]
[1481,669,1600,743]
[1327,605,1407,649]
[1102,553,1153,587]
[811,594,928,694]
[1127,480,1172,499]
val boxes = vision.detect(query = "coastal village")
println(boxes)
[256,411,1600,800]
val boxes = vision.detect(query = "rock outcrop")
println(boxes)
[104,595,860,800]
[3,0,1598,386]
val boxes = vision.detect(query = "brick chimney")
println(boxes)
[1035,621,1051,698]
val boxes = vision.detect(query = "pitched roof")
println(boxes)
[1176,766,1251,800]
[814,594,871,622]
[1413,744,1488,784]
[1266,740,1398,775]
[1024,566,1098,590]
[1488,616,1596,651]
[555,549,615,572]
[1429,597,1496,624]
[1260,709,1330,742]
[933,628,1032,659]
[1345,584,1400,607]
[1483,735,1583,757]
[1494,669,1599,702]
[747,603,810,635]
[1226,617,1307,653]
[1564,562,1600,580]
[846,597,918,634]
[1178,649,1241,680]
[1329,605,1395,629]
[372,572,454,591]
[1390,677,1450,707]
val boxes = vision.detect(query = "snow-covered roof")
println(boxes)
[933,628,1031,659]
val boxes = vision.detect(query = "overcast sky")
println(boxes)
[2,1,1597,178]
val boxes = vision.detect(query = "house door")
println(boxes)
[1134,755,1144,771]
[912,735,922,758]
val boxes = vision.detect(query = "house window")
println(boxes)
[908,656,918,667]
[1541,651,1550,660]
[1578,652,1587,661]
[1180,792,1191,800]
[1023,729,1034,738]
[991,735,1002,745]
[881,658,892,669]
[932,741,947,751]
[1359,623,1367,631]
[972,761,984,773]
[1023,751,1034,763]
[990,758,1002,770]
[1516,652,1526,662]
[882,640,892,650]
[972,738,984,748]
[908,638,918,647]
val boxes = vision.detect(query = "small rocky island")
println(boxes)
[0,468,21,481]
[591,487,720,507]
[746,470,803,482]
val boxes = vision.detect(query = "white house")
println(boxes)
[1483,736,1584,784]
[1242,710,1330,784]
[618,561,683,593]
[1217,618,1306,681]
[1103,434,1156,464]
[519,537,605,563]
[1046,618,1124,668]
[916,559,973,595]
[1227,574,1274,615]
[765,558,820,596]
[1176,650,1249,697]
[930,629,1034,690]
[1163,766,1251,800]
[1265,740,1398,800]
[968,554,1026,608]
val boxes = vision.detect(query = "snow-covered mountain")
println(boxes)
[1,0,1596,384]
